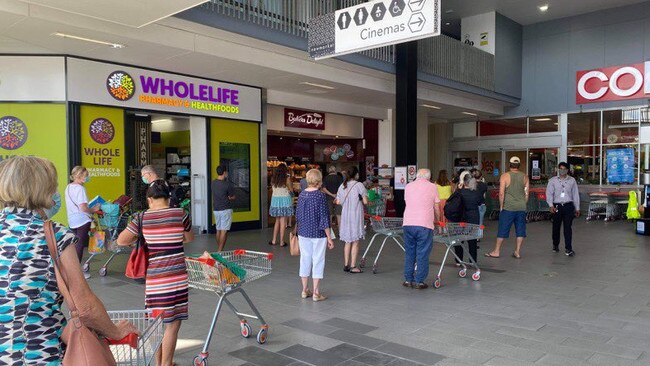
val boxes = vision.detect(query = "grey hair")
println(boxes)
[141,165,157,175]
[416,169,431,180]
[459,171,477,190]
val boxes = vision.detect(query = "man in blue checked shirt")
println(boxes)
[546,162,580,257]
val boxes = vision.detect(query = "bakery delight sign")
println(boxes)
[284,108,325,130]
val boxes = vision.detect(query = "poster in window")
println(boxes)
[394,167,407,190]
[220,142,251,212]
[606,147,635,184]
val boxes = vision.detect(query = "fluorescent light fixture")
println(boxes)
[299,82,335,90]
[538,4,549,12]
[135,113,149,117]
[53,32,125,48]
[462,112,478,116]
[445,22,451,26]
[421,104,441,110]
[534,117,552,121]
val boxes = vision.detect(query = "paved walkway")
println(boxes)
[88,218,650,365]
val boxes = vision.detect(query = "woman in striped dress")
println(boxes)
[118,180,194,366]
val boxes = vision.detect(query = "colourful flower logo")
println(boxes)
[0,116,28,150]
[89,118,115,144]
[106,70,135,101]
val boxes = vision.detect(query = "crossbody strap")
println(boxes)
[342,182,360,206]
[44,220,80,316]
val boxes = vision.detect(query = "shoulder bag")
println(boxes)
[125,212,148,279]
[289,225,300,256]
[44,221,117,366]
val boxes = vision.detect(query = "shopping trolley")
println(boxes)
[606,191,629,221]
[525,189,540,222]
[367,197,387,216]
[186,250,273,366]
[486,189,500,220]
[83,196,133,276]
[359,215,404,274]
[106,310,164,366]
[587,192,608,220]
[432,222,484,289]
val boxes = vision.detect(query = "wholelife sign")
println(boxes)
[309,0,440,60]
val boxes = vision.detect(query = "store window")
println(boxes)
[568,112,600,146]
[528,148,558,185]
[220,142,251,212]
[479,118,527,136]
[480,151,501,185]
[567,146,601,184]
[529,115,559,133]
[602,110,638,144]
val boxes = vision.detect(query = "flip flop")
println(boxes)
[512,252,521,259]
[484,253,500,258]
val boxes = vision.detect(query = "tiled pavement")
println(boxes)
[87,218,650,365]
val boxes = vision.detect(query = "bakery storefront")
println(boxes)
[0,55,263,231]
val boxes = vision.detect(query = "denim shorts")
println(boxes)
[497,210,527,238]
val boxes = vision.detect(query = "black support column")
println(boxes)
[394,41,418,216]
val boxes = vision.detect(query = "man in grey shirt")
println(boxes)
[546,162,580,257]
[212,165,235,251]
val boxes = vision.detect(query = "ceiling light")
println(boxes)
[52,32,125,48]
[462,112,478,116]
[534,118,552,121]
[445,22,451,26]
[335,135,339,139]
[135,113,149,117]
[538,4,549,12]
[300,82,335,90]
[445,9,454,14]
[421,104,441,110]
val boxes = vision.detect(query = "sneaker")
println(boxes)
[414,282,429,290]
[566,250,575,257]
[84,272,91,280]
[552,247,560,253]
[402,281,414,288]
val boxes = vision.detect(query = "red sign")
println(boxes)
[284,108,325,130]
[576,62,650,104]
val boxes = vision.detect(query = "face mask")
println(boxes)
[43,192,61,219]
[84,175,90,183]
[559,169,568,176]
[142,176,149,185]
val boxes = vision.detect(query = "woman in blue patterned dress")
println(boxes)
[269,164,294,247]
[0,156,137,365]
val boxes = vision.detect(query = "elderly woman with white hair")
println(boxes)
[454,171,482,263]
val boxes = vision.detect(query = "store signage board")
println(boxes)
[284,108,325,130]
[67,58,262,122]
[606,147,635,184]
[407,165,416,182]
[576,61,650,104]
[394,166,407,190]
[310,0,441,60]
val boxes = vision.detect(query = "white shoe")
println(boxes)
[84,272,91,280]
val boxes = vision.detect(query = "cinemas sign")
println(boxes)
[577,61,650,104]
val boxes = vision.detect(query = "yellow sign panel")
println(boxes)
[80,105,126,203]
[0,103,69,223]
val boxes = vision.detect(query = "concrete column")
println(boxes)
[190,116,209,233]
[378,109,395,167]
[559,113,568,162]
[416,111,429,169]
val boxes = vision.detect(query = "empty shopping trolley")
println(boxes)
[432,222,484,289]
[106,309,164,366]
[360,215,404,274]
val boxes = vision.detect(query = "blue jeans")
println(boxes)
[478,204,486,226]
[403,226,434,283]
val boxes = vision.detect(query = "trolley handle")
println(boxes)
[106,333,138,349]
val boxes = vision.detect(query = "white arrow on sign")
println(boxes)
[408,0,427,12]
[408,12,426,32]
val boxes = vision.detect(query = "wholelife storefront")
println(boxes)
[0,55,263,230]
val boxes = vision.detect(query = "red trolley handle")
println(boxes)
[106,333,138,349]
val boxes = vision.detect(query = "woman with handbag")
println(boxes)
[65,166,100,278]
[117,180,194,366]
[294,169,335,301]
[0,156,138,365]
[335,166,368,273]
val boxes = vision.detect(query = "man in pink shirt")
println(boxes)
[402,169,441,289]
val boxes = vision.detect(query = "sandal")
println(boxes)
[484,253,500,258]
[280,242,288,247]
[268,241,276,246]
[301,289,313,299]
[512,252,521,259]
[349,267,363,273]
[343,265,351,272]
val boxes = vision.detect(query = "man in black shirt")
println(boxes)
[321,166,344,226]
[212,165,235,251]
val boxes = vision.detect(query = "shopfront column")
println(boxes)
[395,41,418,216]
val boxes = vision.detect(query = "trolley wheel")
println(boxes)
[472,272,481,281]
[240,321,252,338]
[82,263,90,273]
[193,355,208,366]
[257,327,268,344]
[433,279,441,289]
[359,258,366,268]
[458,269,467,278]
[372,266,377,274]
[99,267,107,277]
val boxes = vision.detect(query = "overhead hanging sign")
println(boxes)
[309,0,441,60]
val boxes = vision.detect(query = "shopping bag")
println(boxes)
[289,226,300,256]
[88,230,106,254]
[126,213,148,279]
